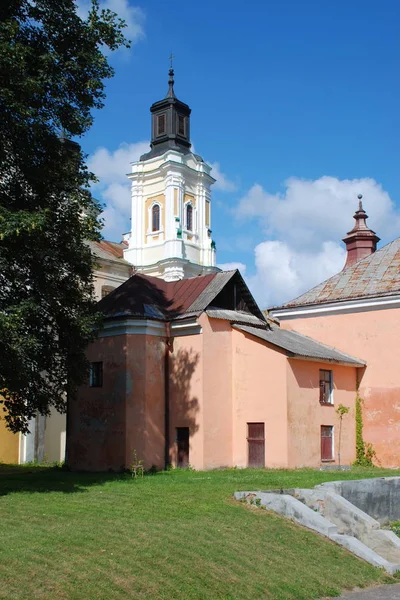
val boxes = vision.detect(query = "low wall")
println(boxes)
[317,477,400,524]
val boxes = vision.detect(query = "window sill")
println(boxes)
[321,459,335,463]
[319,402,334,407]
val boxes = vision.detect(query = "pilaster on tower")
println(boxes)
[123,67,219,281]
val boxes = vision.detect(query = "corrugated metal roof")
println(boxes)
[206,308,267,326]
[98,272,220,320]
[98,269,266,325]
[233,324,366,367]
[89,240,131,265]
[277,237,400,309]
[169,273,217,313]
[187,271,237,313]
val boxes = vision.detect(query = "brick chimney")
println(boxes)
[342,195,380,269]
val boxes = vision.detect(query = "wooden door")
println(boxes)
[176,427,189,468]
[321,426,333,461]
[247,423,265,468]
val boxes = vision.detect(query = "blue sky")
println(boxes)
[79,0,400,307]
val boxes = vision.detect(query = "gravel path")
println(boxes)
[333,583,400,599]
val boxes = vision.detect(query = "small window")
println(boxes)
[90,362,103,387]
[321,425,334,461]
[319,370,333,404]
[152,204,160,232]
[178,114,185,136]
[157,113,166,136]
[101,285,115,299]
[186,204,193,231]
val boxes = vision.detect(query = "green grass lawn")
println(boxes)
[1,465,399,600]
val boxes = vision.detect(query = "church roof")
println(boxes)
[275,237,400,309]
[233,324,366,367]
[89,240,131,265]
[97,270,265,322]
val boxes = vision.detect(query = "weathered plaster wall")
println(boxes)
[125,334,165,471]
[282,308,400,467]
[43,409,66,463]
[68,332,166,472]
[0,414,19,463]
[168,329,204,469]
[286,360,356,467]
[231,328,289,468]
[68,334,128,471]
[202,316,233,469]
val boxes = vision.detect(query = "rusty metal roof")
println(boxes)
[89,239,131,265]
[233,324,366,367]
[277,237,400,309]
[98,270,264,322]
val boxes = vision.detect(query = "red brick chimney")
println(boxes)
[342,195,380,269]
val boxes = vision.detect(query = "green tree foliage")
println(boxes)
[0,0,129,432]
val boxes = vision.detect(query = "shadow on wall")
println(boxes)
[169,348,200,461]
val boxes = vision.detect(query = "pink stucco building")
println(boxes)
[67,270,364,471]
[272,200,400,467]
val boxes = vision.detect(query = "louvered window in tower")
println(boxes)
[178,114,185,136]
[152,204,160,232]
[186,204,193,231]
[157,114,166,136]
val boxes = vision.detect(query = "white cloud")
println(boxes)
[217,262,247,274]
[236,177,400,249]
[88,141,148,185]
[235,176,399,308]
[209,162,237,192]
[247,240,346,309]
[88,141,149,239]
[76,0,145,48]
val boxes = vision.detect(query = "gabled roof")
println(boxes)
[89,240,131,265]
[276,237,400,309]
[97,270,264,322]
[233,324,366,367]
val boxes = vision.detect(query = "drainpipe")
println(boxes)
[164,322,173,470]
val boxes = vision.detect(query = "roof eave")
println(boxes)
[287,354,366,368]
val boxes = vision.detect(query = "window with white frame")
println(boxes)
[186,204,193,231]
[319,369,333,404]
[152,204,160,232]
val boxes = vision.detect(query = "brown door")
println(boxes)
[176,427,189,468]
[247,423,265,468]
[321,426,333,460]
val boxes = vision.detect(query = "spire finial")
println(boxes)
[357,193,364,212]
[166,54,176,98]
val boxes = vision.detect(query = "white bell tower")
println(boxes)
[123,68,219,281]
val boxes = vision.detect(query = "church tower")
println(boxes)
[123,67,219,281]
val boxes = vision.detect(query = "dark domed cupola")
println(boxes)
[140,67,191,161]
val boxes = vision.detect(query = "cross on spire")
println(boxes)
[169,53,175,69]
